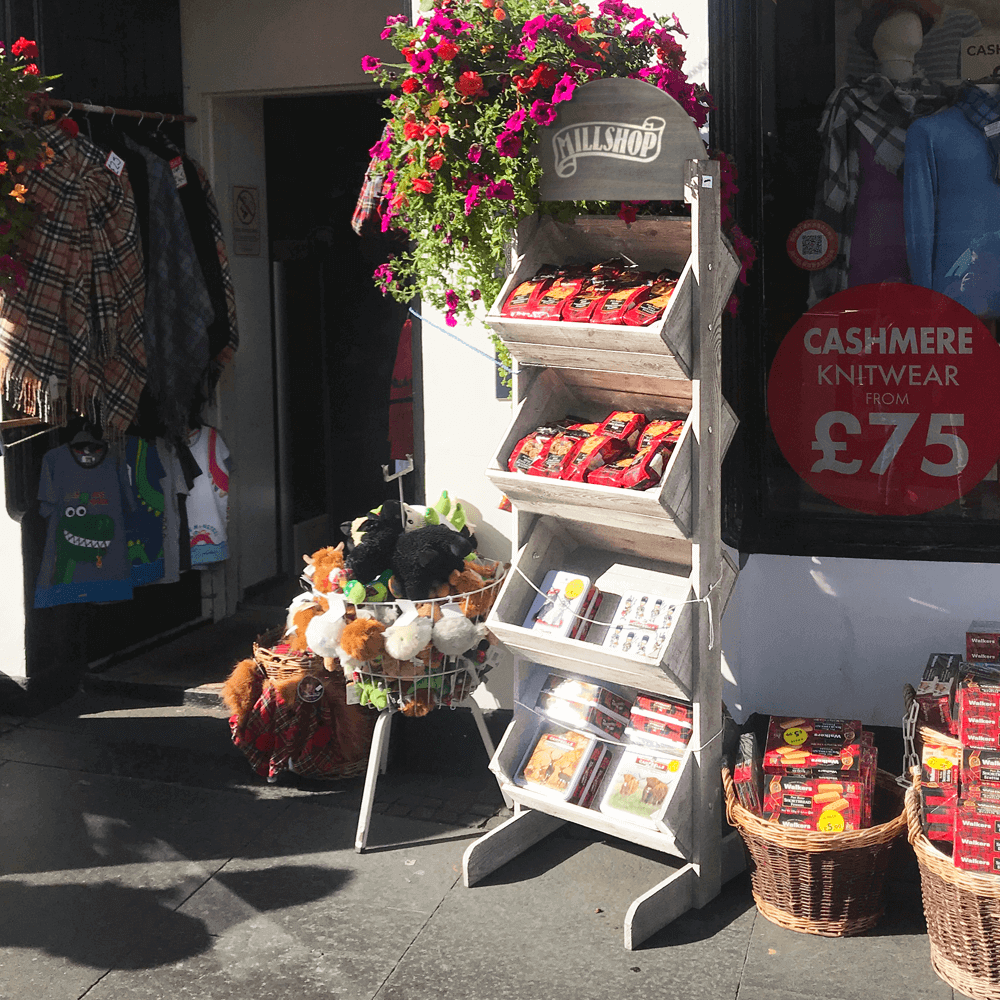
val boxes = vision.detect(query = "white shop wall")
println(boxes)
[179,0,403,613]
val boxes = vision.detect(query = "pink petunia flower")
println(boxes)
[552,74,577,103]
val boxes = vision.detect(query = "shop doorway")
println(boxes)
[264,93,414,577]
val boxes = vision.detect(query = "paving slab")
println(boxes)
[377,831,757,1000]
[737,904,952,1000]
[82,811,484,1000]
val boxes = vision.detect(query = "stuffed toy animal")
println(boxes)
[304,606,348,660]
[399,687,437,717]
[446,566,490,618]
[307,543,346,593]
[345,500,407,585]
[338,617,386,663]
[383,614,434,662]
[389,524,476,600]
[221,658,261,724]
[286,592,325,652]
[432,614,488,657]
[355,677,390,710]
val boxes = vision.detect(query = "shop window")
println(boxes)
[713,0,1000,561]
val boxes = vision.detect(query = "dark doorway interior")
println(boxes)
[264,93,412,559]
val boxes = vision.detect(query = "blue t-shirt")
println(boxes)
[35,443,136,608]
[124,437,167,586]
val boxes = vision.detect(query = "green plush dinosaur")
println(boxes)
[354,678,389,711]
[54,493,115,584]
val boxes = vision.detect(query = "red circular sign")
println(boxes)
[786,220,838,271]
[768,284,1000,516]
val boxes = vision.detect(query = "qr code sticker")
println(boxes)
[798,231,827,259]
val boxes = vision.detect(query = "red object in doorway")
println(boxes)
[388,318,414,460]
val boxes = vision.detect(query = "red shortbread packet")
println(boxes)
[623,273,679,326]
[507,426,560,473]
[637,419,684,451]
[586,441,672,490]
[530,269,591,321]
[561,279,613,323]
[529,428,592,478]
[500,271,555,318]
[591,277,655,325]
[561,433,628,482]
[597,411,647,444]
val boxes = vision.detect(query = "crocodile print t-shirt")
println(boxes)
[34,443,136,608]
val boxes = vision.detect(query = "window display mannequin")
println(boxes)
[845,2,981,84]
[810,2,949,305]
[903,76,1000,319]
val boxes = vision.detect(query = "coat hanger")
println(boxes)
[70,420,103,447]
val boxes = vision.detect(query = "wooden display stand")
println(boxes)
[461,85,744,949]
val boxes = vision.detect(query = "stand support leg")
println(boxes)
[463,808,564,887]
[468,698,513,809]
[355,709,392,854]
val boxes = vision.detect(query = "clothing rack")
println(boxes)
[38,97,197,124]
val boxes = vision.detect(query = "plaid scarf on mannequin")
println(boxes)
[956,85,1000,184]
[809,75,950,306]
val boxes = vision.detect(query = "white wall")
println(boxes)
[720,554,1000,727]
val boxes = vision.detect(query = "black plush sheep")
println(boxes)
[344,500,406,584]
[389,524,476,600]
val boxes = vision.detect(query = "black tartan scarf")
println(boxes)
[956,85,1000,184]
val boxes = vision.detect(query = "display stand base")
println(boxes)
[462,810,746,949]
[355,699,511,853]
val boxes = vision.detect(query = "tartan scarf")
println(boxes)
[956,85,1000,184]
[0,124,146,435]
[809,75,949,306]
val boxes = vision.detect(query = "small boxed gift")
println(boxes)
[599,747,683,829]
[516,725,608,803]
[733,731,763,815]
[963,747,1000,793]
[628,694,693,751]
[921,785,958,843]
[921,732,961,788]
[954,799,1000,874]
[535,673,631,741]
[601,591,678,662]
[915,653,961,735]
[967,621,1000,664]
[958,663,1000,749]
[763,774,866,832]
[523,571,593,639]
[762,716,864,778]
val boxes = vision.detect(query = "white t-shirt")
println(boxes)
[186,426,230,565]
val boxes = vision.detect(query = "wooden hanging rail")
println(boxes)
[38,97,197,124]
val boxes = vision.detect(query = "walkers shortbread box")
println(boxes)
[762,716,864,778]
[763,774,866,832]
[957,663,1000,749]
[967,621,1000,664]
[954,798,1000,874]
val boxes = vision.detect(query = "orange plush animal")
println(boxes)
[307,543,346,594]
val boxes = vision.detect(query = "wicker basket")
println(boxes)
[253,627,329,684]
[722,766,907,936]
[906,770,1000,1000]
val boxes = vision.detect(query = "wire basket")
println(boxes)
[906,769,1000,1000]
[348,565,507,717]
[722,765,907,936]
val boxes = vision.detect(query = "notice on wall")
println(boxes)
[232,185,260,257]
[767,284,1000,516]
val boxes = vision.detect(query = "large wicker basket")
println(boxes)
[722,766,907,936]
[906,770,1000,1000]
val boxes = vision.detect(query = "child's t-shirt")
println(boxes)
[186,426,230,566]
[124,436,167,586]
[35,443,135,608]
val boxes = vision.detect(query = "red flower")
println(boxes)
[428,153,445,170]
[401,76,420,94]
[0,163,6,176]
[403,121,424,140]
[494,7,506,20]
[456,71,484,96]
[495,130,522,157]
[412,176,433,194]
[513,75,534,94]
[425,122,440,136]
[536,65,558,88]
[575,17,593,32]
[435,41,460,61]
[11,37,38,59]
[437,121,450,135]
[617,202,637,224]
[21,63,38,76]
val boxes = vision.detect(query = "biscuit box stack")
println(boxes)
[761,716,878,832]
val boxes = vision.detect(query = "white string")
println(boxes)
[513,563,724,650]
[4,425,56,448]
[514,697,725,754]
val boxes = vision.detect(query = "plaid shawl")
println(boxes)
[0,124,146,435]
[955,85,1000,184]
[809,75,949,306]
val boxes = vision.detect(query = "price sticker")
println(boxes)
[104,150,125,176]
[768,284,1000,516]
[817,809,846,833]
[783,727,809,747]
[169,156,188,189]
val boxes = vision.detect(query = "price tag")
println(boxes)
[768,284,1000,516]
[345,682,361,706]
[169,155,188,189]
[104,150,125,176]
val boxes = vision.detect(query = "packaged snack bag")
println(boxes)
[596,411,647,444]
[530,268,592,321]
[591,275,655,325]
[561,433,629,482]
[561,278,612,323]
[529,427,592,479]
[623,273,680,327]
[500,269,556,318]
[507,425,562,473]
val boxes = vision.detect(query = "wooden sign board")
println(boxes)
[536,78,706,202]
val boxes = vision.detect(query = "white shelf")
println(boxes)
[485,215,695,378]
